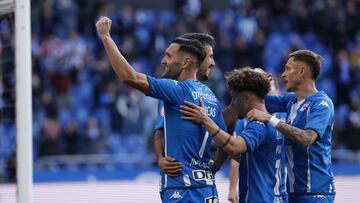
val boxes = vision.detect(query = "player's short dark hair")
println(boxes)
[288,50,323,80]
[225,67,270,99]
[181,33,215,48]
[172,37,206,66]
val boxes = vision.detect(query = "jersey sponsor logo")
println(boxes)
[192,170,214,181]
[300,102,310,111]
[170,191,183,199]
[204,196,218,203]
[190,158,212,169]
[191,91,217,102]
[319,100,329,107]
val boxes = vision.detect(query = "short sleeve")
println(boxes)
[233,119,248,136]
[304,99,333,138]
[147,76,184,104]
[239,121,267,152]
[154,101,164,130]
[265,93,296,113]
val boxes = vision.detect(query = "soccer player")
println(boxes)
[96,16,226,202]
[247,50,336,203]
[154,33,216,177]
[180,67,288,202]
[228,74,288,203]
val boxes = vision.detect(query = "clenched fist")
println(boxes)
[95,16,112,39]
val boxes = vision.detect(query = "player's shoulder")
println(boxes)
[310,91,334,109]
[246,120,267,130]
[283,92,297,100]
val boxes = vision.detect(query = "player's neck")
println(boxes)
[295,80,318,101]
[251,102,267,113]
[177,70,197,81]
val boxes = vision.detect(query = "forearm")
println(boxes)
[229,159,239,191]
[222,105,238,127]
[211,148,228,174]
[101,36,149,94]
[153,130,164,162]
[203,118,245,156]
[275,121,318,147]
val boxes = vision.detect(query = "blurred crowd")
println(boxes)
[1,0,360,181]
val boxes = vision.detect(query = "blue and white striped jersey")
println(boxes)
[265,91,336,195]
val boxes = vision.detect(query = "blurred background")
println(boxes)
[1,0,360,202]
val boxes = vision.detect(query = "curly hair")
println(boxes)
[225,67,270,99]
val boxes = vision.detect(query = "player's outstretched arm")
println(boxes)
[180,100,248,156]
[153,129,183,176]
[95,16,149,94]
[247,108,319,147]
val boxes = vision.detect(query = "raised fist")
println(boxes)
[95,16,112,39]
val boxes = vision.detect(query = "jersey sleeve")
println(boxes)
[147,75,183,104]
[154,101,164,130]
[304,99,334,138]
[233,119,248,136]
[265,93,296,113]
[239,121,267,152]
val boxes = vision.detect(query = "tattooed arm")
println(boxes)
[275,121,319,147]
[247,109,319,147]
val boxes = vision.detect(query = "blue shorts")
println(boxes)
[160,186,218,203]
[289,194,335,203]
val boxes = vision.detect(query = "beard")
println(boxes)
[196,66,210,81]
[161,63,182,79]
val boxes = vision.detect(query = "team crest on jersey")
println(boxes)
[160,107,165,117]
[300,102,310,111]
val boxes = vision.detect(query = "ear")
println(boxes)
[244,93,251,103]
[299,66,307,77]
[182,57,192,68]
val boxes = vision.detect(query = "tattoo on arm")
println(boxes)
[276,121,318,147]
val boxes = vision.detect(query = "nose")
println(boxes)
[211,58,215,67]
[281,71,286,78]
[161,58,166,65]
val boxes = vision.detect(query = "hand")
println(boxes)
[247,108,271,123]
[157,156,183,177]
[228,190,239,203]
[95,16,112,39]
[179,99,208,124]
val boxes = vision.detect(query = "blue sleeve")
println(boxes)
[147,75,183,104]
[304,99,334,138]
[239,121,267,152]
[265,93,296,113]
[154,101,164,130]
[233,119,248,136]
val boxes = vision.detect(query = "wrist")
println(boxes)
[100,34,111,41]
[269,116,280,127]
